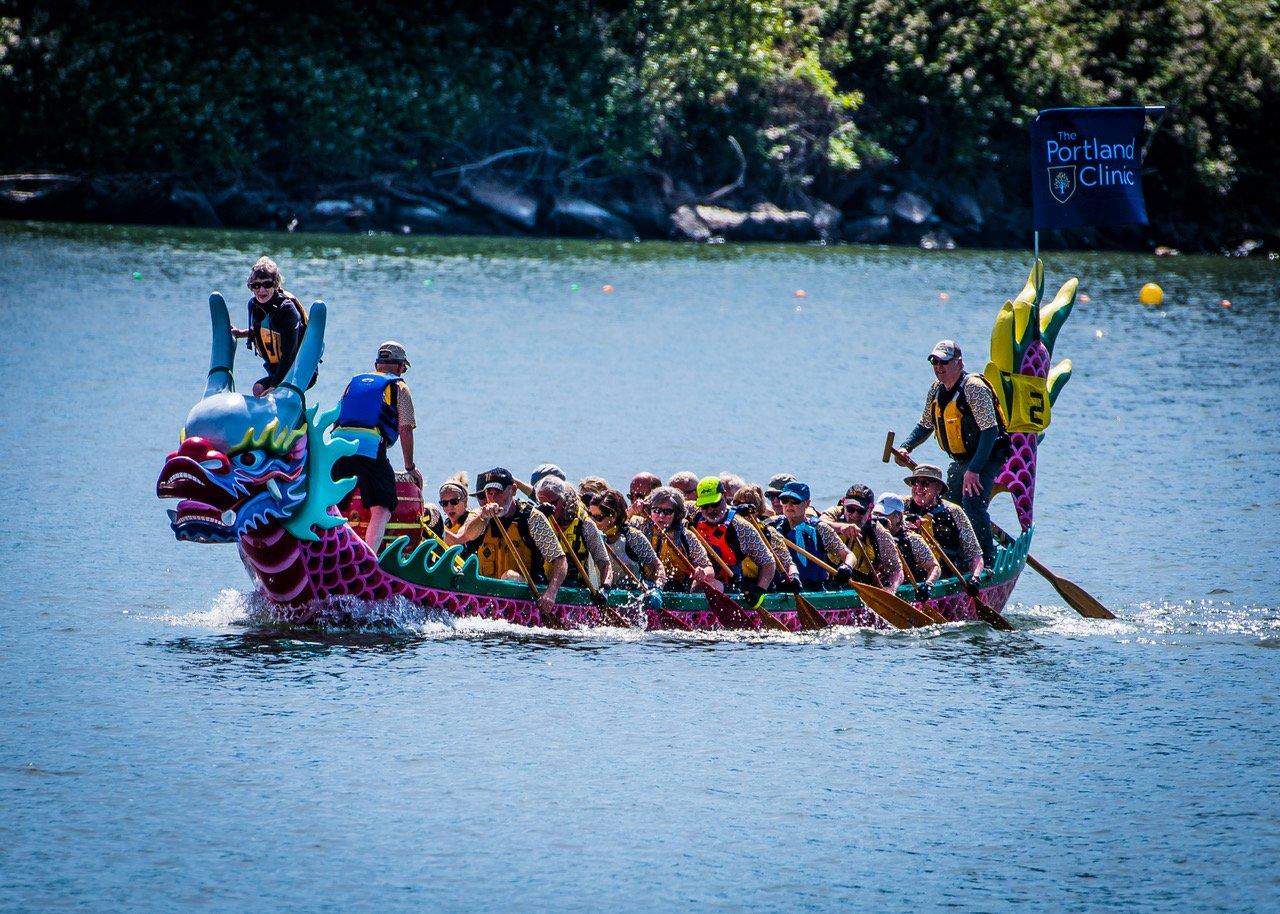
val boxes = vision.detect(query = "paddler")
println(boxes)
[436,474,480,556]
[768,481,857,591]
[534,475,614,595]
[637,486,715,591]
[731,485,799,589]
[627,472,661,520]
[823,484,903,588]
[901,464,984,581]
[332,341,421,549]
[893,339,1010,565]
[588,490,662,586]
[667,471,699,505]
[690,476,776,604]
[763,473,797,518]
[464,467,568,612]
[874,492,939,600]
[229,256,315,397]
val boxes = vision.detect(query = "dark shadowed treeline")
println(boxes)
[1,0,1275,251]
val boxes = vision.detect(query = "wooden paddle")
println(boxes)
[420,520,466,571]
[778,536,929,630]
[741,514,830,631]
[601,536,694,632]
[691,519,788,627]
[992,522,1115,619]
[655,527,760,631]
[888,532,949,625]
[543,512,633,628]
[917,525,1014,631]
[489,515,566,630]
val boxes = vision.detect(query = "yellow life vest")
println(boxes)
[930,373,1009,459]
[648,525,692,587]
[476,503,543,583]
[556,507,595,583]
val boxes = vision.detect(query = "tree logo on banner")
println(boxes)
[1048,166,1077,204]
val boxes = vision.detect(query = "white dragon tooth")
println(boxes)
[267,478,282,501]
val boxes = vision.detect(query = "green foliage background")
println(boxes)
[1,0,1276,242]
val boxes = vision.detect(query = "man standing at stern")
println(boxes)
[894,340,1009,565]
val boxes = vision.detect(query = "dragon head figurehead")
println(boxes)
[157,293,355,544]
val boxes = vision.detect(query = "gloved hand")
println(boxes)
[915,582,932,602]
[590,587,609,609]
[784,576,803,594]
[740,582,765,609]
[833,565,854,586]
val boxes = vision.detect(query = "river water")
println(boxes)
[1,222,1276,912]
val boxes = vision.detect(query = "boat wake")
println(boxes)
[139,591,1278,647]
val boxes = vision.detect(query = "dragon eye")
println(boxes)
[234,451,266,470]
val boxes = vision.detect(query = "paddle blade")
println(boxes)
[968,589,1015,631]
[848,581,911,629]
[701,585,760,630]
[1051,574,1116,619]
[794,593,831,630]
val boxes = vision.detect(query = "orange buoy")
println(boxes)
[1139,283,1164,305]
[939,292,950,301]
[794,289,807,298]
[602,284,615,293]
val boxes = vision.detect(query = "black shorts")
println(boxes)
[335,451,398,512]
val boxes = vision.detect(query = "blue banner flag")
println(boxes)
[1030,107,1148,231]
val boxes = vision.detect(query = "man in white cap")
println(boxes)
[874,492,940,599]
[893,339,1010,566]
[333,341,421,549]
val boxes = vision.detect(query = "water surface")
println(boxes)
[0,223,1276,912]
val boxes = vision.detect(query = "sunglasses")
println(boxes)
[439,497,463,507]
[650,505,676,517]
[629,492,646,501]
[734,503,756,515]
[779,497,802,506]
[588,511,608,523]
[843,503,867,513]
[248,280,275,290]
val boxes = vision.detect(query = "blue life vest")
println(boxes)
[776,518,828,586]
[334,373,402,458]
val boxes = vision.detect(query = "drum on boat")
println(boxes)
[345,471,426,551]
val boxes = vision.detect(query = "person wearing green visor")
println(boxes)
[690,476,775,606]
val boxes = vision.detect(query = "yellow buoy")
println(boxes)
[1139,283,1164,305]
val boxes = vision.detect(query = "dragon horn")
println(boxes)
[270,301,326,427]
[204,292,236,397]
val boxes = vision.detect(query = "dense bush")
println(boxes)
[1,0,1275,244]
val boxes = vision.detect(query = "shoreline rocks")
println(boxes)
[0,171,1273,256]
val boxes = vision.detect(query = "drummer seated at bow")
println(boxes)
[461,467,568,613]
[690,476,776,604]
[902,464,984,582]
[534,476,613,592]
[767,481,857,591]
[638,486,716,592]
[823,484,904,590]
[588,490,662,588]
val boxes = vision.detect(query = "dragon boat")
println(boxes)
[157,261,1077,632]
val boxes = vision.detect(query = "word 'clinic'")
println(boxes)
[1046,137,1137,188]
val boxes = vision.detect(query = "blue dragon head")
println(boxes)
[156,294,355,544]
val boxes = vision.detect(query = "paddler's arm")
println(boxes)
[894,384,939,466]
[735,518,776,591]
[527,509,568,611]
[582,519,614,590]
[871,524,904,590]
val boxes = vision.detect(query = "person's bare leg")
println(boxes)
[365,506,392,551]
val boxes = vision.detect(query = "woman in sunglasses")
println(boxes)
[434,474,481,557]
[589,490,662,588]
[230,256,312,396]
[637,487,716,592]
